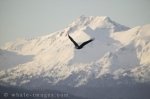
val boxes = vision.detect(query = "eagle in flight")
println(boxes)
[68,34,94,49]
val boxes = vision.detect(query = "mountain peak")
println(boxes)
[68,16,129,32]
[77,15,110,21]
[71,16,111,26]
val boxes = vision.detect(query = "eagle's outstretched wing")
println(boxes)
[79,38,94,48]
[68,34,79,47]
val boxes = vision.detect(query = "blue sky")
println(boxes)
[0,0,150,46]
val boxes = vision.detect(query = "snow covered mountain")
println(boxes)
[0,16,150,91]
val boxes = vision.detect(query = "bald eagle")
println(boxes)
[68,34,94,49]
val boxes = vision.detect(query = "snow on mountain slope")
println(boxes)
[111,24,150,66]
[111,26,141,45]
[0,16,150,88]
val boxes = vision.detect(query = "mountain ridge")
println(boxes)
[0,16,150,89]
